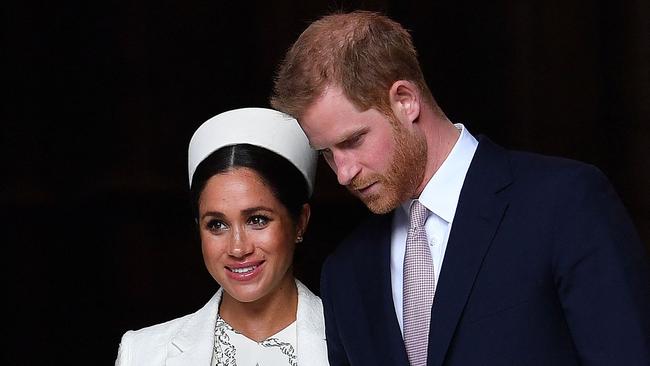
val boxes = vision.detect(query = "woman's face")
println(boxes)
[197,167,308,305]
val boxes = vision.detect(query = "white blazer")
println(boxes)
[116,280,329,366]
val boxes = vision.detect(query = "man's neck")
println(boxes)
[414,109,461,197]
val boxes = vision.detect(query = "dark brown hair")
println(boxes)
[190,144,309,222]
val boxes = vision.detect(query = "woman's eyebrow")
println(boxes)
[200,211,224,220]
[241,206,275,216]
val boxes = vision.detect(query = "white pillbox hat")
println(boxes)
[188,107,318,195]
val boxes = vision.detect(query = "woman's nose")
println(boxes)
[227,227,254,257]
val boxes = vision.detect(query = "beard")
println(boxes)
[348,119,427,214]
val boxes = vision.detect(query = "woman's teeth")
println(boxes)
[230,265,257,273]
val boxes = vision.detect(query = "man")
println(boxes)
[270,10,650,366]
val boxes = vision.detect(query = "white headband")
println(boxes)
[188,107,318,195]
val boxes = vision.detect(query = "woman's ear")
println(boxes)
[296,203,311,242]
[389,80,421,126]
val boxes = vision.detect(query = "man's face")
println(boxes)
[300,86,427,214]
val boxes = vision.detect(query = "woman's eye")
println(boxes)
[248,215,269,228]
[206,219,227,233]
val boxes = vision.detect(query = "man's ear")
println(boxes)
[389,80,421,125]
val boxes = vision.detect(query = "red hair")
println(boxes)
[271,11,436,119]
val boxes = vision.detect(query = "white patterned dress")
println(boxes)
[211,314,297,366]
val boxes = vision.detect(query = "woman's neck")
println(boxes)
[219,277,298,342]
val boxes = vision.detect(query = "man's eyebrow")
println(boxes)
[320,127,368,150]
[337,127,368,146]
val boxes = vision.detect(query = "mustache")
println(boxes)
[347,174,381,191]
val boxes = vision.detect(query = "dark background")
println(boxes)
[3,0,648,364]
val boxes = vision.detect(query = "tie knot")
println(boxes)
[408,200,428,229]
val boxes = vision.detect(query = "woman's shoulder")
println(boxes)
[120,311,194,347]
[116,290,223,364]
[116,313,196,365]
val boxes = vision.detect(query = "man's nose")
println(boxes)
[330,150,360,186]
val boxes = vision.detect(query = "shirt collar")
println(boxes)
[400,123,478,223]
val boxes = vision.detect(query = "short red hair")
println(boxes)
[271,10,435,119]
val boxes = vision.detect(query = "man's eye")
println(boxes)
[342,133,364,149]
[319,148,333,159]
[248,215,269,227]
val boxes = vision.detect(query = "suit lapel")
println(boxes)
[166,290,221,366]
[296,280,329,366]
[356,214,411,365]
[427,137,512,366]
[168,281,327,366]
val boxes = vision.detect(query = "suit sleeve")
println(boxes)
[320,255,352,366]
[552,165,650,365]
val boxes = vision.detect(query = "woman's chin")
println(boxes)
[222,281,269,304]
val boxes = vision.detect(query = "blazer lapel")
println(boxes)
[296,280,329,366]
[166,290,222,366]
[427,137,512,366]
[167,281,328,366]
[357,214,411,365]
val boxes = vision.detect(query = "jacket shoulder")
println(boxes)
[116,291,222,365]
[477,136,607,184]
[116,312,193,365]
[508,149,603,178]
[121,312,193,348]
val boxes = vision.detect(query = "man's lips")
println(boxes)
[352,181,378,195]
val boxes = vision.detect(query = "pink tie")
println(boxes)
[403,200,435,366]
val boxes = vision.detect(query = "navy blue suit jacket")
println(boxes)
[320,137,650,365]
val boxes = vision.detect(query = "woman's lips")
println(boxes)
[225,261,264,281]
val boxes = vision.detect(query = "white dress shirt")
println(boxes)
[391,124,478,334]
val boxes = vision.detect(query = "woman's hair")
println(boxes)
[190,143,310,222]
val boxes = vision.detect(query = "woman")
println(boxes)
[116,108,328,365]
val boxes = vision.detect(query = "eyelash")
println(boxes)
[345,134,362,147]
[206,219,226,233]
[248,215,270,228]
[205,215,270,233]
